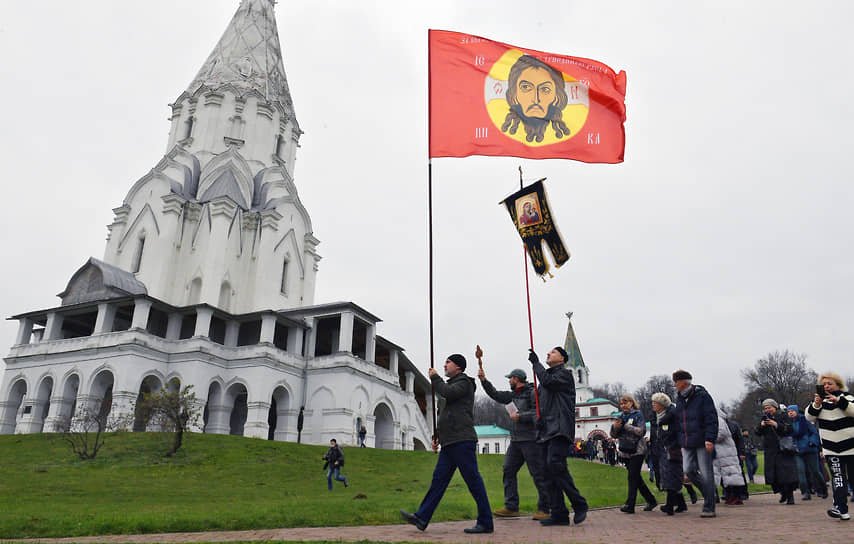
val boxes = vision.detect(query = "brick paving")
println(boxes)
[13,492,853,544]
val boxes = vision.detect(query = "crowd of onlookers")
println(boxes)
[601,369,854,521]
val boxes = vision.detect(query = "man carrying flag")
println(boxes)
[478,365,552,520]
[528,346,589,526]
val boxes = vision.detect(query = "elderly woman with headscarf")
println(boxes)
[650,393,687,514]
[806,371,854,520]
[756,398,798,504]
[611,394,657,513]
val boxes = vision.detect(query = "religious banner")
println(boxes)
[429,29,626,163]
[501,179,569,277]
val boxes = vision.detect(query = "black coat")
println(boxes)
[654,406,684,492]
[756,411,798,491]
[480,379,538,442]
[531,358,576,443]
[674,384,718,448]
[432,372,477,446]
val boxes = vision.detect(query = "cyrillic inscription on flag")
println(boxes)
[502,179,569,277]
[429,29,626,163]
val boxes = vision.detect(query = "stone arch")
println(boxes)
[0,377,27,434]
[50,373,81,431]
[372,401,395,450]
[31,375,54,433]
[188,277,203,305]
[267,384,291,441]
[225,381,249,436]
[413,437,427,451]
[218,279,232,311]
[349,385,370,414]
[86,369,115,420]
[133,374,164,432]
[203,380,226,434]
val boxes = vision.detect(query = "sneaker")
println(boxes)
[493,508,520,517]
[532,511,550,520]
[827,508,851,520]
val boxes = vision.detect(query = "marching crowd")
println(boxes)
[392,346,853,534]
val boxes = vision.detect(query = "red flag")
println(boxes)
[429,29,626,163]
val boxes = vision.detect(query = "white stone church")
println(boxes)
[0,0,433,450]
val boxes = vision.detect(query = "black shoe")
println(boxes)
[675,504,688,513]
[620,504,635,514]
[802,494,810,501]
[540,516,570,526]
[643,502,657,511]
[463,524,493,534]
[779,495,787,503]
[661,505,675,515]
[786,495,795,505]
[400,510,427,531]
[573,508,588,525]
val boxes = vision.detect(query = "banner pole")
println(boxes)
[427,31,438,447]
[519,167,540,419]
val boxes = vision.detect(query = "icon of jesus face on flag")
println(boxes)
[502,179,569,277]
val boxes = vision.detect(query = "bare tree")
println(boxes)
[590,382,626,403]
[473,395,512,429]
[137,383,201,457]
[633,375,678,422]
[59,399,132,460]
[740,350,817,408]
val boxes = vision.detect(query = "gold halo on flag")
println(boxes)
[486,49,589,147]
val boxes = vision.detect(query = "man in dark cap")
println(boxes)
[478,365,551,520]
[528,346,589,525]
[672,369,719,518]
[401,354,493,534]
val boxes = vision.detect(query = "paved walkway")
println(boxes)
[16,493,850,544]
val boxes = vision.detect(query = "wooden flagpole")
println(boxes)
[519,167,541,418]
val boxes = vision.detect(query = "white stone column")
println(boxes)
[224,321,240,347]
[194,307,213,337]
[305,317,317,357]
[405,371,415,393]
[287,326,304,356]
[108,391,136,431]
[243,401,271,439]
[389,350,399,375]
[43,394,69,433]
[94,303,117,334]
[204,403,230,434]
[338,311,354,354]
[43,312,64,341]
[260,314,277,344]
[365,324,376,363]
[14,318,34,345]
[166,313,183,340]
[131,299,152,330]
[14,402,40,434]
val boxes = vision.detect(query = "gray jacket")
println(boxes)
[531,358,576,443]
[432,372,477,447]
[480,379,538,442]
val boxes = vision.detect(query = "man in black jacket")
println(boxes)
[530,347,589,526]
[479,366,551,519]
[401,354,493,534]
[672,369,718,518]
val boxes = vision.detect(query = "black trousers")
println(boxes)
[503,440,550,513]
[826,454,854,514]
[625,455,657,507]
[542,436,588,520]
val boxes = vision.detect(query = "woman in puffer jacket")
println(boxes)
[651,393,687,514]
[713,413,745,505]
[611,394,657,513]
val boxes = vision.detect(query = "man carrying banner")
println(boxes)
[529,346,589,525]
[401,354,494,534]
[478,366,551,520]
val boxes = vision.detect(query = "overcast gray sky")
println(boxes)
[1,1,852,406]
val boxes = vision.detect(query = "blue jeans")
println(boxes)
[683,446,716,512]
[796,452,825,496]
[327,465,347,490]
[415,441,492,529]
[744,454,759,482]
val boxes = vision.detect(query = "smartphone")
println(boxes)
[816,384,827,398]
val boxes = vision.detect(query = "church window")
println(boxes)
[494,442,500,454]
[184,116,195,140]
[275,133,283,158]
[218,281,232,312]
[132,235,145,273]
[188,277,202,305]
[280,258,289,295]
[578,369,583,384]
[590,407,598,416]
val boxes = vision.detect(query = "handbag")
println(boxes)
[778,435,797,453]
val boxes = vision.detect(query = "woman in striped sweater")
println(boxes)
[806,371,854,521]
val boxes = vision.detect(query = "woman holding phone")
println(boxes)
[806,372,854,521]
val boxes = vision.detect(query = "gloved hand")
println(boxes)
[528,349,539,364]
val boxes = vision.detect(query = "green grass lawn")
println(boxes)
[0,433,770,539]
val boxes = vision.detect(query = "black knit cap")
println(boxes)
[447,353,467,372]
[554,346,569,362]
